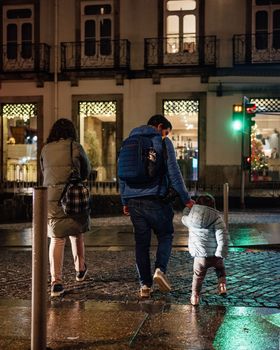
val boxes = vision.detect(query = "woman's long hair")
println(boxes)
[46,118,77,143]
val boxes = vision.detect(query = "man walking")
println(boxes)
[118,114,194,298]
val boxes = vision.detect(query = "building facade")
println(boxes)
[1,0,280,196]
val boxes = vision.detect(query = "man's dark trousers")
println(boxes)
[128,198,174,287]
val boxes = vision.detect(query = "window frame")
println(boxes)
[252,1,280,50]
[3,4,34,61]
[80,0,114,58]
[163,0,199,54]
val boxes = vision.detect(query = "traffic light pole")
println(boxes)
[233,97,256,209]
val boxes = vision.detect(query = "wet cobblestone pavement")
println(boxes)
[1,249,280,308]
[1,211,280,349]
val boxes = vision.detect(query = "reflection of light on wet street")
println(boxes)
[264,313,280,328]
[0,228,32,246]
[229,224,280,246]
[229,227,268,245]
[1,223,280,248]
[213,307,280,350]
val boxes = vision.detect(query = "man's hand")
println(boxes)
[123,205,130,216]
[185,199,195,209]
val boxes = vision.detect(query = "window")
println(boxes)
[164,0,198,53]
[2,103,37,182]
[249,98,280,182]
[163,99,199,181]
[253,1,280,52]
[85,20,96,56]
[81,1,113,57]
[256,11,268,49]
[273,10,280,48]
[3,5,34,61]
[79,101,117,182]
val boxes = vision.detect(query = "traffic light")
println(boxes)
[242,155,251,170]
[245,102,256,128]
[232,104,243,131]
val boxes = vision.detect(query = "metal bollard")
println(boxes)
[223,183,229,230]
[31,187,48,350]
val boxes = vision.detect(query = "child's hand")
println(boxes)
[123,205,130,216]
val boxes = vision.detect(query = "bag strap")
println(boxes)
[70,140,81,177]
[70,140,75,168]
[57,140,75,207]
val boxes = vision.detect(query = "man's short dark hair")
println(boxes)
[147,114,172,130]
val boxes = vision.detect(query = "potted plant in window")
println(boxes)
[84,130,101,181]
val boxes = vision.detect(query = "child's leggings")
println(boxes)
[192,256,226,295]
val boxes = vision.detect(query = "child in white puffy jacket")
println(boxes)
[181,193,229,306]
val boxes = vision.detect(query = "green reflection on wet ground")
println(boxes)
[213,308,280,350]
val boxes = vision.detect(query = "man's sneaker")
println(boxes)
[51,283,64,297]
[218,282,227,295]
[76,264,88,282]
[153,268,171,292]
[190,294,200,306]
[139,285,153,298]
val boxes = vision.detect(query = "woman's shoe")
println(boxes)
[76,264,88,282]
[51,283,64,297]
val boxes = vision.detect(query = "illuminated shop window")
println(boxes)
[2,103,37,182]
[79,101,117,182]
[250,98,280,182]
[163,99,199,181]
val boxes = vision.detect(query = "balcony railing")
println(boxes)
[144,35,216,68]
[0,43,50,73]
[61,40,130,71]
[233,33,280,65]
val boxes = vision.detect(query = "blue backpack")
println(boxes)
[118,134,166,185]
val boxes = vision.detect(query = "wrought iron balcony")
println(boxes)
[61,40,130,71]
[144,35,216,68]
[0,43,50,73]
[233,33,280,65]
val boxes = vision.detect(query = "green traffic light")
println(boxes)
[232,119,242,131]
[232,104,243,131]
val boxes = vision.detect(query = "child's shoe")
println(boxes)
[218,282,227,295]
[190,293,200,306]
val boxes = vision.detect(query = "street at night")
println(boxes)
[0,211,279,349]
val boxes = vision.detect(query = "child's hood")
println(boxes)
[184,204,221,229]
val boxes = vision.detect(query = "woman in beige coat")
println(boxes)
[40,118,91,297]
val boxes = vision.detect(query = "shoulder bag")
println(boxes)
[58,141,90,215]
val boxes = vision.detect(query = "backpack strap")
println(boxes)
[156,138,167,197]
